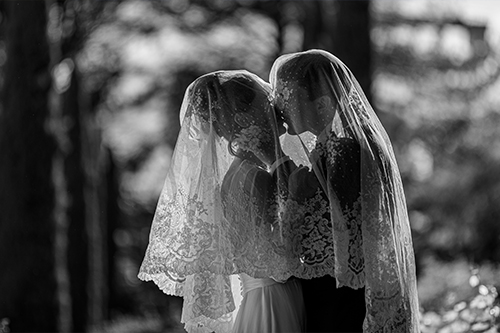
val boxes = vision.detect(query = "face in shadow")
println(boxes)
[275,79,337,136]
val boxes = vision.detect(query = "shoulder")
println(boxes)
[222,159,272,198]
[332,137,360,149]
[240,159,270,178]
[235,160,272,191]
[322,136,360,159]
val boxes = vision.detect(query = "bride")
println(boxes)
[138,70,305,333]
[216,71,305,333]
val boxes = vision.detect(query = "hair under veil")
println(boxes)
[270,50,420,332]
[138,70,297,333]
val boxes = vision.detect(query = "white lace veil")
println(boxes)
[270,50,420,332]
[138,70,297,333]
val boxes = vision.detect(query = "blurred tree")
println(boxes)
[372,3,500,269]
[46,0,121,330]
[0,1,58,331]
[301,1,372,100]
[0,0,122,331]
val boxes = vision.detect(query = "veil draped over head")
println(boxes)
[138,70,296,333]
[270,50,420,333]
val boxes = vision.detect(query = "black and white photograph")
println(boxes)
[0,1,499,332]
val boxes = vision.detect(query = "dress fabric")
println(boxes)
[232,274,305,333]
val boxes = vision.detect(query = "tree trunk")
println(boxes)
[301,0,373,101]
[58,58,111,331]
[63,66,90,332]
[51,0,114,328]
[330,0,372,101]
[81,78,109,329]
[105,148,120,318]
[0,2,114,331]
[0,1,58,331]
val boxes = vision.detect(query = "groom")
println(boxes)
[272,52,366,333]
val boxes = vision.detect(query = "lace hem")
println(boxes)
[364,283,420,333]
[184,315,233,333]
[139,270,237,333]
[137,271,184,296]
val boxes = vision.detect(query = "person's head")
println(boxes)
[271,50,349,136]
[187,70,284,163]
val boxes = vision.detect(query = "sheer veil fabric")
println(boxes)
[139,51,420,333]
[270,49,420,332]
[138,70,299,333]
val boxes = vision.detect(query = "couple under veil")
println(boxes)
[138,49,420,333]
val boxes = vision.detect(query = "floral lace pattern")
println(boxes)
[274,78,293,112]
[284,188,336,278]
[270,49,420,331]
[286,132,365,287]
[348,89,370,122]
[232,125,271,154]
[188,90,219,126]
[138,184,237,333]
[220,160,296,280]
[140,173,297,332]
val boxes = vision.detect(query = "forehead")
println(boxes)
[276,78,309,102]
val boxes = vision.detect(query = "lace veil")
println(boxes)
[270,49,420,332]
[138,70,296,333]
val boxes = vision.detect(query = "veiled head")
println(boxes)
[183,70,284,159]
[271,50,352,136]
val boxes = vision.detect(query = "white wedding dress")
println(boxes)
[221,156,305,333]
[232,274,305,333]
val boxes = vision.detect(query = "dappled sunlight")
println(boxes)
[374,4,500,332]
[110,72,157,106]
[418,257,500,333]
[123,37,167,72]
[52,58,75,94]
[439,25,474,65]
[405,139,434,182]
[102,103,168,162]
[121,144,173,207]
[373,73,414,108]
[412,25,441,58]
